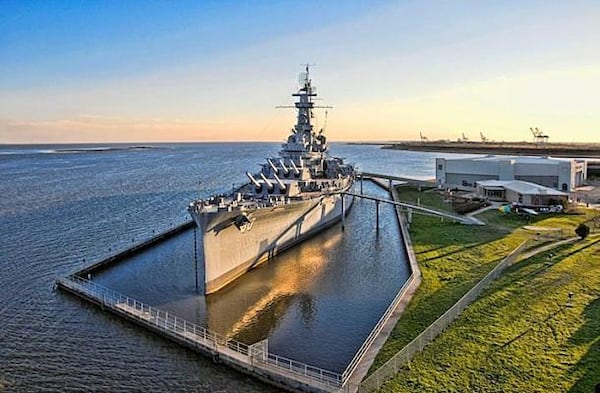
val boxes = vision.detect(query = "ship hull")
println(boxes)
[190,192,353,294]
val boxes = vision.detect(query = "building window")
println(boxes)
[518,194,523,203]
[485,189,504,199]
[562,183,568,191]
[437,164,443,170]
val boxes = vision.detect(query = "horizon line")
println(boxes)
[2,139,599,146]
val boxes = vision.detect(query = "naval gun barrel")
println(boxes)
[279,159,290,175]
[267,159,279,174]
[272,173,286,192]
[290,160,301,175]
[246,172,262,190]
[259,173,274,191]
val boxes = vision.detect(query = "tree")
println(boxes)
[575,223,590,239]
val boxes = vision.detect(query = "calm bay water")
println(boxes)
[0,143,464,392]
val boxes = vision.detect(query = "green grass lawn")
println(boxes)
[370,210,528,371]
[380,236,600,393]
[478,208,592,233]
[394,186,454,212]
[371,186,599,392]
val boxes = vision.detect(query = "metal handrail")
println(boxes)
[341,274,414,382]
[63,275,251,352]
[360,240,530,392]
[342,191,483,225]
[340,183,421,385]
[59,275,343,388]
[260,350,343,386]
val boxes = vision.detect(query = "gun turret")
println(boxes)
[273,173,287,193]
[259,173,274,193]
[246,172,262,192]
[268,159,279,175]
[279,159,290,176]
[290,160,301,176]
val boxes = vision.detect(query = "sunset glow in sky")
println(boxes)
[2,1,600,143]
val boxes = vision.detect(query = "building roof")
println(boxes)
[476,180,568,196]
[442,155,572,165]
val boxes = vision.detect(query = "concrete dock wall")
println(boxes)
[56,176,422,393]
[340,179,422,392]
[56,275,342,393]
[391,186,422,286]
[358,240,530,393]
[77,221,194,277]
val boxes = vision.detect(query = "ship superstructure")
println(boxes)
[189,66,354,294]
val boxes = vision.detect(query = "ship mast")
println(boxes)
[279,65,332,155]
[293,64,316,144]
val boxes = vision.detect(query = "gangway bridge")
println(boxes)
[341,174,484,228]
[340,191,484,228]
[357,172,435,188]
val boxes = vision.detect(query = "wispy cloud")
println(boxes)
[0,116,238,143]
[2,1,600,143]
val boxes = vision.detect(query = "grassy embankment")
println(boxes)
[371,186,598,392]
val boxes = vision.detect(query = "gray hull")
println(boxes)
[191,193,353,294]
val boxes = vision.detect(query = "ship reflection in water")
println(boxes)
[207,229,341,344]
[92,181,409,373]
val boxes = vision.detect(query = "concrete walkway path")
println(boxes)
[466,202,501,217]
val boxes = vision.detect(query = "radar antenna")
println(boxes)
[300,63,316,72]
[320,110,328,133]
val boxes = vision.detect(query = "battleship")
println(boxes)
[189,66,355,294]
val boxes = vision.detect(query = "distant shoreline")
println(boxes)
[357,141,600,158]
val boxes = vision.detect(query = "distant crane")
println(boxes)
[480,132,489,143]
[530,127,549,144]
[459,133,469,143]
[419,131,429,142]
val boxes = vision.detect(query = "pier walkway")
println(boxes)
[56,274,345,393]
[55,176,442,392]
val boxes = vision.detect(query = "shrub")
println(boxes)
[575,223,590,239]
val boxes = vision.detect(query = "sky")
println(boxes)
[1,0,600,143]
